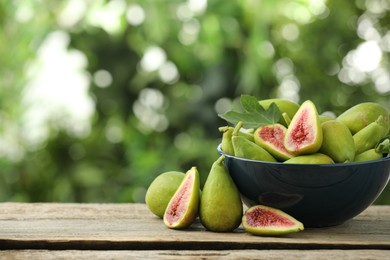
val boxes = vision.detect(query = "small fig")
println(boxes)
[242,205,304,236]
[254,123,293,161]
[219,126,235,155]
[337,102,390,135]
[199,156,243,232]
[259,99,300,126]
[319,114,334,124]
[376,138,390,154]
[163,167,200,229]
[232,122,277,162]
[219,126,255,156]
[284,153,334,164]
[353,115,389,154]
[284,100,323,155]
[319,120,355,163]
[354,149,383,162]
[145,171,185,218]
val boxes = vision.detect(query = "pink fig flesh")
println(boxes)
[242,205,304,236]
[284,100,322,155]
[255,124,293,161]
[163,167,200,229]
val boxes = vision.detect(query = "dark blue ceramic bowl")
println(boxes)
[217,144,390,227]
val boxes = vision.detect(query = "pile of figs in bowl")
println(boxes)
[217,96,390,227]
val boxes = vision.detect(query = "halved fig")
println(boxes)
[163,167,200,229]
[284,100,322,155]
[254,123,293,161]
[242,205,304,236]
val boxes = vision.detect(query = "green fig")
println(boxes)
[254,123,293,161]
[145,171,185,218]
[376,138,390,154]
[237,127,255,142]
[219,126,255,156]
[284,153,334,164]
[259,99,299,126]
[199,156,243,232]
[232,122,277,162]
[354,149,383,162]
[353,115,389,154]
[337,102,390,135]
[282,112,292,126]
[163,167,200,229]
[219,126,235,155]
[319,120,355,163]
[319,114,334,124]
[284,100,323,155]
[242,205,304,236]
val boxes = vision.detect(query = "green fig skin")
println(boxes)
[319,114,334,124]
[284,153,334,164]
[237,128,255,142]
[254,124,293,161]
[337,102,390,135]
[319,120,355,163]
[219,125,255,155]
[242,205,304,236]
[259,99,299,126]
[219,126,235,155]
[232,122,277,162]
[376,139,390,154]
[353,115,389,154]
[282,112,291,126]
[354,149,383,162]
[145,171,185,218]
[199,156,243,232]
[163,167,200,229]
[284,100,323,156]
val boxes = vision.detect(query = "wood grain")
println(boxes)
[0,203,389,251]
[0,249,389,260]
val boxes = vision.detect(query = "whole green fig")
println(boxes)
[145,171,185,218]
[354,149,383,162]
[319,120,355,163]
[199,156,243,232]
[353,115,389,154]
[284,153,334,164]
[337,102,389,134]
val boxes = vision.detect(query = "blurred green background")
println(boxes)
[1,0,390,203]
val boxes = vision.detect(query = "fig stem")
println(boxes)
[233,121,244,136]
[376,138,390,153]
[218,126,229,133]
[216,155,225,165]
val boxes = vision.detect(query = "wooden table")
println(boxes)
[0,203,389,259]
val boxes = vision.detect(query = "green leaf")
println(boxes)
[240,95,264,113]
[218,95,281,129]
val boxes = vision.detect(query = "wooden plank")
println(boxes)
[0,203,389,250]
[0,249,389,260]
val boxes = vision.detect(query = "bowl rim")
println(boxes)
[217,144,390,167]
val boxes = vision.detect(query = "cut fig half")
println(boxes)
[242,205,304,236]
[254,123,293,161]
[163,167,200,229]
[284,100,323,155]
